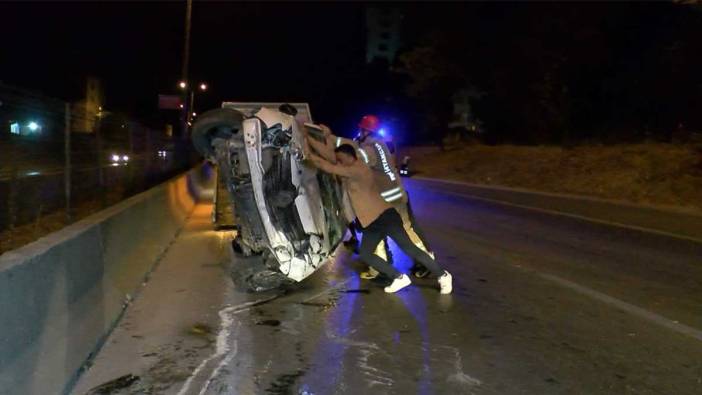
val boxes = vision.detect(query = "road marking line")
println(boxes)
[419,186,702,342]
[537,273,702,342]
[434,189,702,245]
[414,176,702,217]
[176,294,280,395]
[197,322,240,395]
[178,275,354,395]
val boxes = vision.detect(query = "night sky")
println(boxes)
[0,2,366,129]
[2,2,701,143]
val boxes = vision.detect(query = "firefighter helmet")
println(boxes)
[358,114,381,132]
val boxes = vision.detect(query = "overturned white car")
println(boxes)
[191,103,350,292]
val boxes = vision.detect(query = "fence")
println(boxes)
[0,82,194,253]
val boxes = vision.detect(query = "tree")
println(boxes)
[397,36,474,147]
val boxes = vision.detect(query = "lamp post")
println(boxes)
[180,0,192,139]
[184,82,208,125]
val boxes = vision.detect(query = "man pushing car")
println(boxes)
[305,116,434,280]
[302,134,453,294]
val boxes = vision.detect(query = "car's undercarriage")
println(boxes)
[191,104,349,292]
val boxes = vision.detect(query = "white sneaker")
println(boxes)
[438,271,453,294]
[384,274,411,293]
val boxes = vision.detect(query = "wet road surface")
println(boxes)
[73,180,702,395]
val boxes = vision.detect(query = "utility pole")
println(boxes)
[64,103,71,223]
[181,0,193,140]
[188,90,195,124]
[95,113,105,207]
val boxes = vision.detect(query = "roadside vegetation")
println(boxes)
[404,143,702,211]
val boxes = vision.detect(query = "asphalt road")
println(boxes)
[72,179,702,395]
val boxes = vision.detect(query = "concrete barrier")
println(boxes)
[0,164,214,395]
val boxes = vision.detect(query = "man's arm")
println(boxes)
[318,124,377,169]
[305,126,337,162]
[321,124,358,150]
[306,150,357,179]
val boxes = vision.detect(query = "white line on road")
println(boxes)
[420,183,702,343]
[176,294,280,395]
[197,322,240,395]
[538,273,702,342]
[434,189,702,245]
[414,176,702,217]
[177,275,356,395]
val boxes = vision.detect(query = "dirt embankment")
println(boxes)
[401,143,702,211]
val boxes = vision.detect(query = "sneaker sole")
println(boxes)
[384,281,411,293]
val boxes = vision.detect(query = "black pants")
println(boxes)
[359,208,445,280]
[349,219,393,264]
[353,192,430,256]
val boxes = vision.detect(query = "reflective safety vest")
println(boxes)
[348,134,406,205]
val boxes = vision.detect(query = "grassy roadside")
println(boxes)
[0,189,127,255]
[401,143,702,212]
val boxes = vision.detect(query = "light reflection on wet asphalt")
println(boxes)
[203,181,702,394]
[75,180,702,395]
[394,256,434,395]
[300,268,360,394]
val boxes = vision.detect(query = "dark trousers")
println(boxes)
[349,219,393,264]
[359,208,445,280]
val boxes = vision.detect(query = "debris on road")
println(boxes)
[256,319,282,327]
[84,374,139,395]
[188,323,214,337]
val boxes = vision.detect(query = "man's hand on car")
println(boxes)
[319,124,332,138]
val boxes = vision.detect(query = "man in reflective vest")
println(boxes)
[308,115,434,280]
[303,138,453,294]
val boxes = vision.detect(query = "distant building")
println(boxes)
[0,82,58,137]
[71,77,104,133]
[365,7,402,65]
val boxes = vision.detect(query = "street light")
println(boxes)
[177,80,209,133]
[27,121,40,131]
[187,82,209,124]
